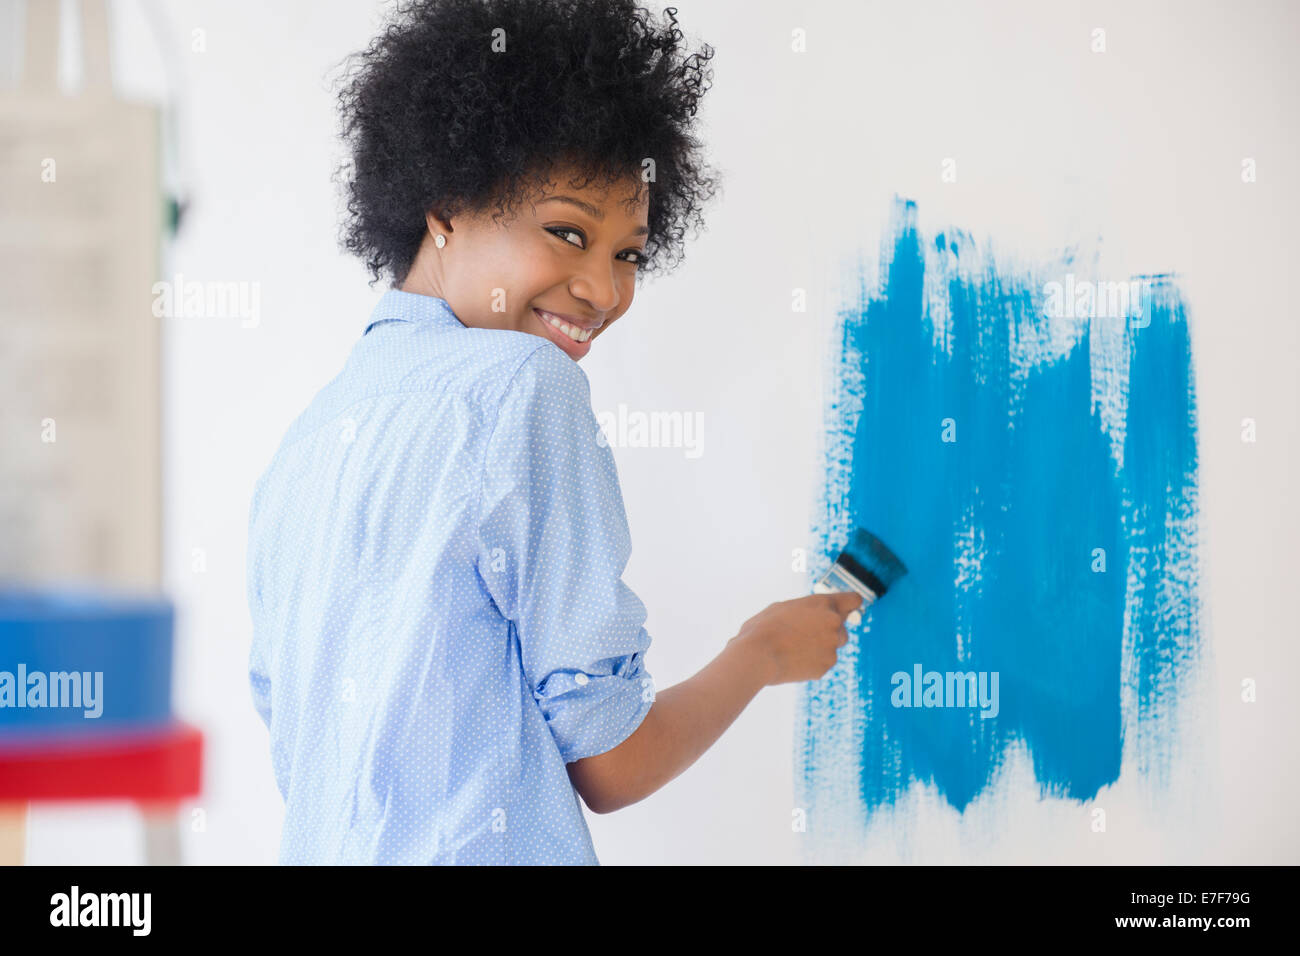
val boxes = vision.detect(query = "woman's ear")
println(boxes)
[425,207,453,240]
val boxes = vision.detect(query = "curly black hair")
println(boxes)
[333,0,721,287]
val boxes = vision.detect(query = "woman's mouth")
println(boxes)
[533,308,595,358]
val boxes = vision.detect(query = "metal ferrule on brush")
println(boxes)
[813,564,877,626]
[813,564,879,604]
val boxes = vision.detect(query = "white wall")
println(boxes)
[20,0,1299,864]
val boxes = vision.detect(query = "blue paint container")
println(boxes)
[0,585,175,738]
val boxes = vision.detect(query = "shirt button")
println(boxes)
[574,673,589,686]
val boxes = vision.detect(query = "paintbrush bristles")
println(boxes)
[841,527,908,596]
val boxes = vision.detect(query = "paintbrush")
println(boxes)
[812,527,908,626]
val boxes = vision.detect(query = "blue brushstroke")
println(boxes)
[798,198,1202,835]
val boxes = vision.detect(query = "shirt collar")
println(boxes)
[364,289,464,336]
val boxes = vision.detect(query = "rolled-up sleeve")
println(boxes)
[475,344,655,764]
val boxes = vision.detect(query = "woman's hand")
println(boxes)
[730,591,864,686]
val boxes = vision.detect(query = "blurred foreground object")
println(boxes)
[0,0,193,865]
[0,0,163,587]
[0,586,203,865]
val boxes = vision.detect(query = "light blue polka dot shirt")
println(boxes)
[246,289,655,865]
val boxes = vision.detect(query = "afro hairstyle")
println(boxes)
[333,0,722,287]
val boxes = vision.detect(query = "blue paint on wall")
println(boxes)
[797,198,1202,836]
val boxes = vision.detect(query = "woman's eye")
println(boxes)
[548,227,643,266]
[548,227,585,249]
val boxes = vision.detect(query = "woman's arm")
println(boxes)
[565,590,862,814]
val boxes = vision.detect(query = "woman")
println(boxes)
[246,0,860,865]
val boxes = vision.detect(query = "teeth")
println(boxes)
[539,310,593,343]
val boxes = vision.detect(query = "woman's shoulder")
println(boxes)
[493,338,593,413]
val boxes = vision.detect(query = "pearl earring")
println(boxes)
[434,233,446,249]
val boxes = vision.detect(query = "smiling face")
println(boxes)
[399,164,650,360]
